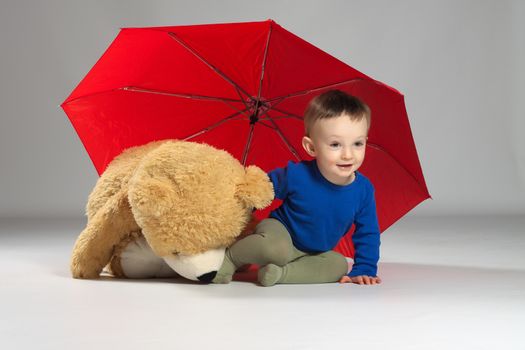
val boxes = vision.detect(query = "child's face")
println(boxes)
[302,114,368,186]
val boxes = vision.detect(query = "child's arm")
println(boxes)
[344,184,381,284]
[267,164,289,200]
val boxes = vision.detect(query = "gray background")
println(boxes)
[1,0,524,219]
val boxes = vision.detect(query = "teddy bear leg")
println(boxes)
[71,191,139,279]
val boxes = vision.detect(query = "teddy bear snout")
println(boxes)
[197,271,217,283]
[162,247,225,281]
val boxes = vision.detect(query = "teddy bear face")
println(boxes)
[128,141,274,259]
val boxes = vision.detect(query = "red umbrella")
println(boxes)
[61,19,430,257]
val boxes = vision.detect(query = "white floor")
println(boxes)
[1,215,524,350]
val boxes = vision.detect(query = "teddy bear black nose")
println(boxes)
[197,271,217,283]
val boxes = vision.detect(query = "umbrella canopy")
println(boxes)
[61,19,430,257]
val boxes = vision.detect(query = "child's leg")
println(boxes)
[258,250,349,286]
[213,218,300,283]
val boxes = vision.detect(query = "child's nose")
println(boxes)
[342,148,353,160]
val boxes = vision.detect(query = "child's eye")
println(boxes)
[330,142,341,148]
[355,142,365,147]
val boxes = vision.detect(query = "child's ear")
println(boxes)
[302,136,316,156]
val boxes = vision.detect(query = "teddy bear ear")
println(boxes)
[236,165,275,209]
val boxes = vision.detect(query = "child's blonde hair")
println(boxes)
[303,90,371,136]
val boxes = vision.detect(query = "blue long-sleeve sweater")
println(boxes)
[268,160,381,277]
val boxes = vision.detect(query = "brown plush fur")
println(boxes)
[71,140,274,279]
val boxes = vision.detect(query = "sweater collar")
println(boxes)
[310,160,361,191]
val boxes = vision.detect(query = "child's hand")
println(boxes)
[339,275,381,285]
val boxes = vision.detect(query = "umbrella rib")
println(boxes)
[62,88,127,106]
[62,86,244,107]
[234,88,253,117]
[266,118,302,161]
[183,108,249,141]
[241,16,272,169]
[222,100,251,119]
[257,121,277,130]
[259,96,298,119]
[268,106,303,120]
[366,142,428,192]
[265,78,367,103]
[167,32,252,101]
[122,86,250,120]
[244,101,300,159]
[260,115,302,121]
[252,21,273,114]
[241,124,255,165]
[120,86,243,103]
[235,87,250,110]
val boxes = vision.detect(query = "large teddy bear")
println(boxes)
[71,140,274,282]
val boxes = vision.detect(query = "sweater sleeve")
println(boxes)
[268,164,289,200]
[347,184,381,277]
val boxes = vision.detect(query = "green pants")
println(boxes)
[225,218,349,284]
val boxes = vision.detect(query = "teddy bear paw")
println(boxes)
[71,262,101,279]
